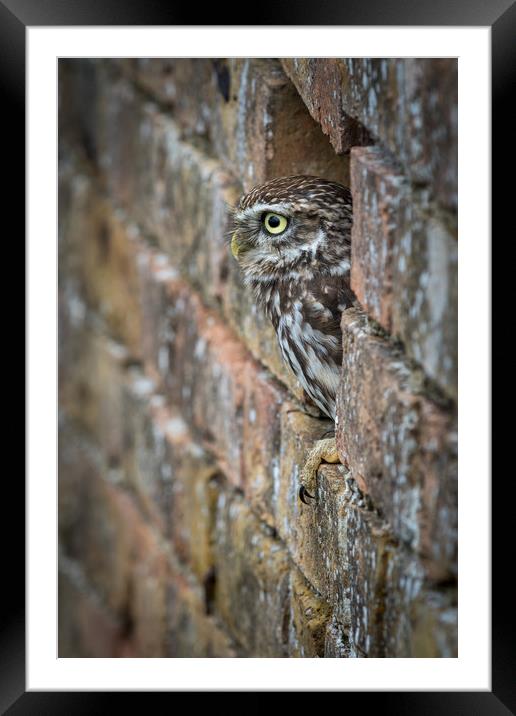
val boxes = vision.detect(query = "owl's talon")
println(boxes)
[298,437,340,506]
[299,485,315,504]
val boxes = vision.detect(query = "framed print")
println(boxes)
[10,0,507,708]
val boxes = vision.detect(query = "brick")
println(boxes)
[231,59,349,192]
[96,67,240,308]
[350,146,409,331]
[59,59,99,163]
[119,59,229,158]
[58,561,124,657]
[350,147,457,400]
[324,614,352,658]
[165,423,220,583]
[242,364,290,526]
[58,162,144,358]
[407,587,458,658]
[287,567,333,658]
[120,372,169,530]
[59,446,136,617]
[283,58,457,212]
[59,322,129,466]
[345,495,457,657]
[276,409,349,610]
[338,483,387,657]
[58,417,105,560]
[381,547,458,657]
[166,563,238,657]
[336,307,457,580]
[119,365,220,580]
[391,202,458,401]
[213,488,291,656]
[127,511,170,658]
[282,58,373,154]
[136,243,304,502]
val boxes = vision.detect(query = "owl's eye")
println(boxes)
[263,212,289,235]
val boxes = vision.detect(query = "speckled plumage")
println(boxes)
[231,175,355,420]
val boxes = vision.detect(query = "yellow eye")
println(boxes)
[263,212,288,235]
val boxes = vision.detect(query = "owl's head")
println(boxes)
[230,175,352,282]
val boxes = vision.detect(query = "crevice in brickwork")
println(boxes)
[212,60,230,103]
[203,567,217,616]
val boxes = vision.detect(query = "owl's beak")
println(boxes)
[231,232,240,259]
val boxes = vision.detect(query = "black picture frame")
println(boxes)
[10,0,507,710]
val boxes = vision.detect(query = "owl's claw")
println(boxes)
[298,437,340,505]
[299,485,315,504]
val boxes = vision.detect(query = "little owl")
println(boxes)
[230,175,355,503]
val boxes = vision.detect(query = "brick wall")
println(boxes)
[58,58,457,658]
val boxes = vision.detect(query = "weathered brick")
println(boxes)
[120,371,168,529]
[336,308,457,580]
[58,561,124,657]
[58,162,143,358]
[137,248,304,499]
[345,491,457,657]
[118,364,220,580]
[391,202,458,401]
[59,323,129,467]
[231,59,349,192]
[382,547,458,657]
[127,511,170,658]
[165,420,220,583]
[283,58,457,212]
[96,67,240,308]
[213,487,291,656]
[350,146,457,400]
[281,58,373,154]
[276,409,349,610]
[119,58,230,159]
[58,416,105,560]
[324,614,352,658]
[350,146,409,330]
[288,567,333,658]
[166,563,238,658]
[344,494,394,657]
[242,363,290,526]
[59,59,99,164]
[407,587,458,658]
[60,463,134,615]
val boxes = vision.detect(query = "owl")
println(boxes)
[230,175,355,503]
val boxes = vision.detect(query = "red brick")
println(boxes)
[349,147,457,400]
[282,58,372,154]
[283,58,457,212]
[350,146,409,331]
[231,59,349,192]
[336,307,457,580]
